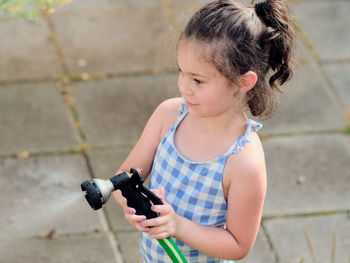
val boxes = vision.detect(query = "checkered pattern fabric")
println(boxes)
[140,102,262,263]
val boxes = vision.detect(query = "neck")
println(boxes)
[190,109,248,134]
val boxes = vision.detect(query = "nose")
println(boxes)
[178,75,193,96]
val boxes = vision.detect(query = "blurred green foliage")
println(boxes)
[0,0,72,20]
[344,124,350,135]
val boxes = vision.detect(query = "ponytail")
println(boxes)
[254,0,295,91]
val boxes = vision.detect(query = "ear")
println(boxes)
[239,71,258,93]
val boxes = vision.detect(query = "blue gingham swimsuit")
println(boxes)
[140,101,262,263]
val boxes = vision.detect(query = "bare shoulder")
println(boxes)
[116,98,182,178]
[156,97,183,115]
[223,132,266,196]
[156,98,183,137]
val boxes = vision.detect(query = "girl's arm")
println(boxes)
[143,134,267,260]
[112,98,182,230]
[113,98,181,185]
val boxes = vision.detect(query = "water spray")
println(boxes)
[81,168,187,263]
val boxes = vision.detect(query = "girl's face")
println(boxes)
[177,40,240,118]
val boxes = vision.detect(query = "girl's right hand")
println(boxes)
[121,196,150,233]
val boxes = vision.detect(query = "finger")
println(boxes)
[123,206,135,215]
[135,223,150,233]
[142,215,168,228]
[126,214,146,223]
[136,224,150,233]
[137,218,151,233]
[148,223,168,235]
[125,213,145,226]
[151,204,170,215]
[126,215,150,233]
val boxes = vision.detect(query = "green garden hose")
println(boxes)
[158,237,188,263]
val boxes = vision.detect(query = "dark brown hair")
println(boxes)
[179,0,295,119]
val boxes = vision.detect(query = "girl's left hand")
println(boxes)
[142,187,179,239]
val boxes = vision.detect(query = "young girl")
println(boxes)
[114,0,295,262]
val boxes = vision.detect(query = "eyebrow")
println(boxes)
[177,63,206,78]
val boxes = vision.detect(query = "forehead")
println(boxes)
[177,40,218,73]
[178,39,208,62]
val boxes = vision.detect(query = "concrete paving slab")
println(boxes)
[262,134,350,216]
[0,154,107,239]
[261,61,346,135]
[264,213,350,263]
[115,230,141,263]
[71,74,179,147]
[0,232,120,263]
[293,1,350,61]
[0,17,62,82]
[0,82,80,156]
[51,7,176,75]
[323,62,350,109]
[295,37,312,62]
[55,0,159,12]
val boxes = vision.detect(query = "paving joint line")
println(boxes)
[0,69,178,87]
[0,76,59,87]
[303,228,319,263]
[45,11,122,259]
[321,58,350,65]
[0,142,133,160]
[60,85,123,262]
[294,21,320,62]
[45,14,69,75]
[294,19,350,123]
[260,208,350,263]
[56,82,120,253]
[259,128,350,142]
[2,128,350,160]
[0,148,83,160]
[261,222,280,263]
[26,229,120,243]
[262,209,350,221]
[315,63,350,122]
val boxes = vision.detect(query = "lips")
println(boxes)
[186,101,198,107]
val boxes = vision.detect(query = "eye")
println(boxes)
[194,78,203,85]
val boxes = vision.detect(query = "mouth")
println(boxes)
[186,101,198,107]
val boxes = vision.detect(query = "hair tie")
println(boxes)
[254,1,274,28]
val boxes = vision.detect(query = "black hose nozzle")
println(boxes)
[81,168,163,219]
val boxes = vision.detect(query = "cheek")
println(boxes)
[198,87,235,111]
[198,90,224,108]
